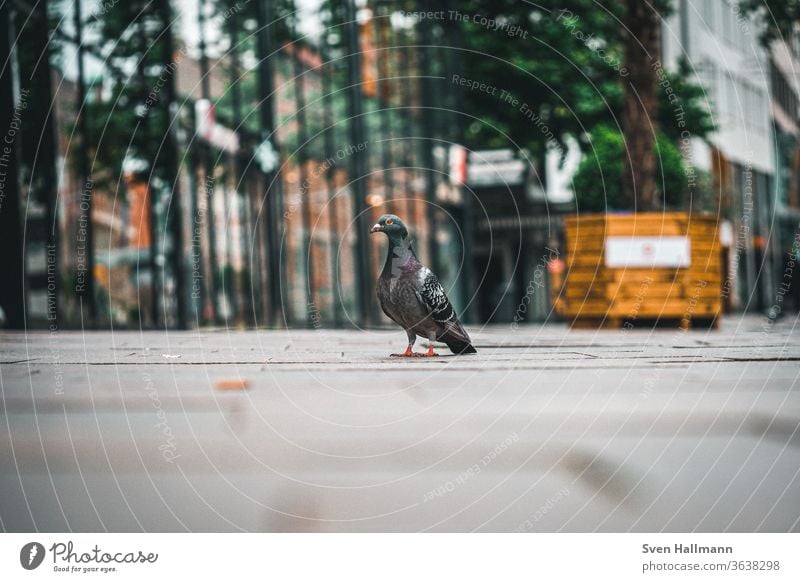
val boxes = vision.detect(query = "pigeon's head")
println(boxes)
[370,214,408,239]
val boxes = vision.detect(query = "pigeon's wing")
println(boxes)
[417,270,456,324]
[416,269,475,353]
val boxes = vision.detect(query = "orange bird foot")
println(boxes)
[422,344,439,357]
[390,345,425,357]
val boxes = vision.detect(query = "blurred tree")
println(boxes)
[455,0,625,158]
[739,0,800,44]
[572,124,687,212]
[210,0,296,136]
[657,57,715,143]
[76,0,174,191]
[573,124,626,211]
[43,0,189,326]
[621,0,664,210]
[451,0,711,207]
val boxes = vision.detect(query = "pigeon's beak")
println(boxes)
[370,223,382,234]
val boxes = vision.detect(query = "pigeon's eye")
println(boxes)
[385,218,394,225]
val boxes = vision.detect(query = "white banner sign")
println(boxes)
[605,236,691,268]
[195,99,240,154]
[466,149,527,187]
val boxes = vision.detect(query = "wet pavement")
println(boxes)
[1,315,798,532]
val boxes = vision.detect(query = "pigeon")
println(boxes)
[370,214,477,357]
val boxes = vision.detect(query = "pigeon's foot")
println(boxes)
[390,345,425,358]
[422,344,439,357]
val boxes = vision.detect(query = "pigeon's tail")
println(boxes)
[440,329,477,355]
[448,340,477,355]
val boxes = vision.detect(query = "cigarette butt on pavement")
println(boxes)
[214,378,249,391]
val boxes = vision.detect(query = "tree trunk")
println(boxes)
[622,0,661,211]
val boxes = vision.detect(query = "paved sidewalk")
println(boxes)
[1,316,798,532]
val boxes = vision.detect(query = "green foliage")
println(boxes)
[653,131,690,209]
[572,124,624,211]
[48,0,176,192]
[47,0,717,200]
[657,58,716,143]
[739,0,800,44]
[572,124,687,211]
[688,169,720,215]
[210,0,343,158]
[453,0,712,159]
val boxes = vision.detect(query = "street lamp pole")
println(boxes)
[74,0,97,326]
[344,0,373,327]
[159,0,187,329]
[256,0,285,326]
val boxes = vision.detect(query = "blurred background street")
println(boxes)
[1,316,798,532]
[2,0,800,331]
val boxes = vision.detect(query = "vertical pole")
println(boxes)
[135,20,161,327]
[0,3,25,329]
[197,0,220,324]
[293,43,315,324]
[400,17,415,224]
[197,0,211,99]
[374,3,393,207]
[74,0,96,325]
[256,0,285,326]
[444,0,474,323]
[320,31,342,327]
[229,8,253,326]
[187,109,204,322]
[344,0,373,327]
[160,0,187,329]
[19,0,59,330]
[679,0,689,58]
[418,9,440,273]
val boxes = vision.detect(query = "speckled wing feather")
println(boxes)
[417,269,476,354]
[418,271,456,324]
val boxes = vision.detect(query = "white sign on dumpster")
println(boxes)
[605,236,691,268]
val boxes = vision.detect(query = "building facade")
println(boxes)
[662,0,793,314]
